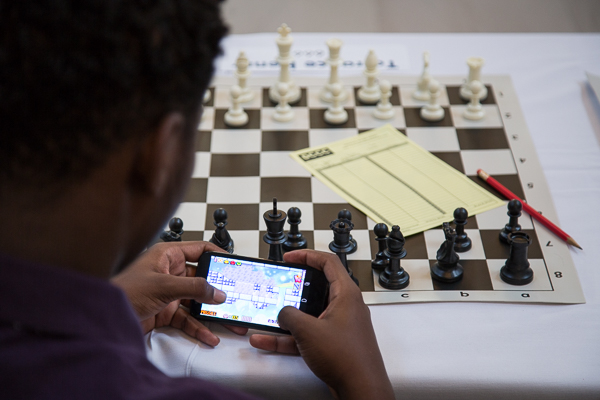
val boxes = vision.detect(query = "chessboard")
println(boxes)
[164,75,585,305]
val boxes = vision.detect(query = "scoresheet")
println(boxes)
[291,124,505,236]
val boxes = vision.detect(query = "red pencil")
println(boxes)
[477,169,582,250]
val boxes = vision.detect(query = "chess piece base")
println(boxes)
[420,106,445,122]
[269,84,301,104]
[373,104,395,120]
[224,110,248,127]
[324,108,348,125]
[357,86,381,104]
[430,262,464,283]
[379,268,410,290]
[500,264,534,286]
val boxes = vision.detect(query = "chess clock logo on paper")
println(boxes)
[299,147,334,161]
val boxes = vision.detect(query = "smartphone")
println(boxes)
[190,252,329,334]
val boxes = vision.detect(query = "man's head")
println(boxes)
[0,1,227,274]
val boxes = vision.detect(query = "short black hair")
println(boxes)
[0,0,227,193]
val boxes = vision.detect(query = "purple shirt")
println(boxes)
[0,253,260,399]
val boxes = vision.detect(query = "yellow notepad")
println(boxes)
[290,124,504,236]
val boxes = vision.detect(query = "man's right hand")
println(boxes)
[249,250,394,400]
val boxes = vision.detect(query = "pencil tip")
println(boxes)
[567,237,583,250]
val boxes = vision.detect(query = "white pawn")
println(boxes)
[413,51,431,101]
[373,80,395,120]
[463,80,485,120]
[235,51,254,103]
[224,85,248,127]
[357,49,380,104]
[203,89,211,104]
[420,80,445,122]
[324,83,348,125]
[273,82,294,122]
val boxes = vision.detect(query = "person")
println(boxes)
[0,1,394,399]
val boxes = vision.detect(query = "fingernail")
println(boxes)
[213,288,226,303]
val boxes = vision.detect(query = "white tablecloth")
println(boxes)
[146,33,600,399]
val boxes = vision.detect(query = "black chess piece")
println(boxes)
[500,232,534,285]
[263,198,287,262]
[329,217,359,285]
[453,207,472,252]
[282,207,308,251]
[499,199,522,244]
[371,223,390,271]
[378,225,410,290]
[337,209,357,254]
[430,223,464,283]
[209,208,234,253]
[160,217,184,242]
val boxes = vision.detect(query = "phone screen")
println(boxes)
[191,252,328,333]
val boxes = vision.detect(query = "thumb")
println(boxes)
[278,305,316,336]
[164,275,227,304]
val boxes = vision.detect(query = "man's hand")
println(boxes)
[249,250,394,400]
[111,241,247,347]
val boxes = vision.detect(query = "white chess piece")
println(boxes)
[324,83,348,125]
[269,24,301,104]
[413,51,431,101]
[203,89,211,104]
[420,80,445,122]
[235,51,254,103]
[357,49,380,104]
[319,38,349,103]
[463,80,485,120]
[460,56,488,101]
[373,79,395,120]
[273,82,294,122]
[224,85,248,127]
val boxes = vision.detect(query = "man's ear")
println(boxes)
[130,112,186,196]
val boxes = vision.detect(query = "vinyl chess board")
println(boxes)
[166,75,584,305]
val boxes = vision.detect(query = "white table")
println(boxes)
[146,33,600,399]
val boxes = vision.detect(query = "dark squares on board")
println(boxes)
[183,178,208,202]
[260,177,312,202]
[261,130,309,151]
[210,154,260,177]
[479,229,543,260]
[195,131,212,152]
[456,128,509,150]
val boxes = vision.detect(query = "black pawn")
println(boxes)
[453,207,472,252]
[283,207,307,251]
[209,208,234,253]
[378,225,409,290]
[160,217,184,242]
[499,199,522,244]
[329,218,359,285]
[430,223,464,283]
[500,232,534,285]
[263,198,287,262]
[371,223,390,271]
[338,209,357,254]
